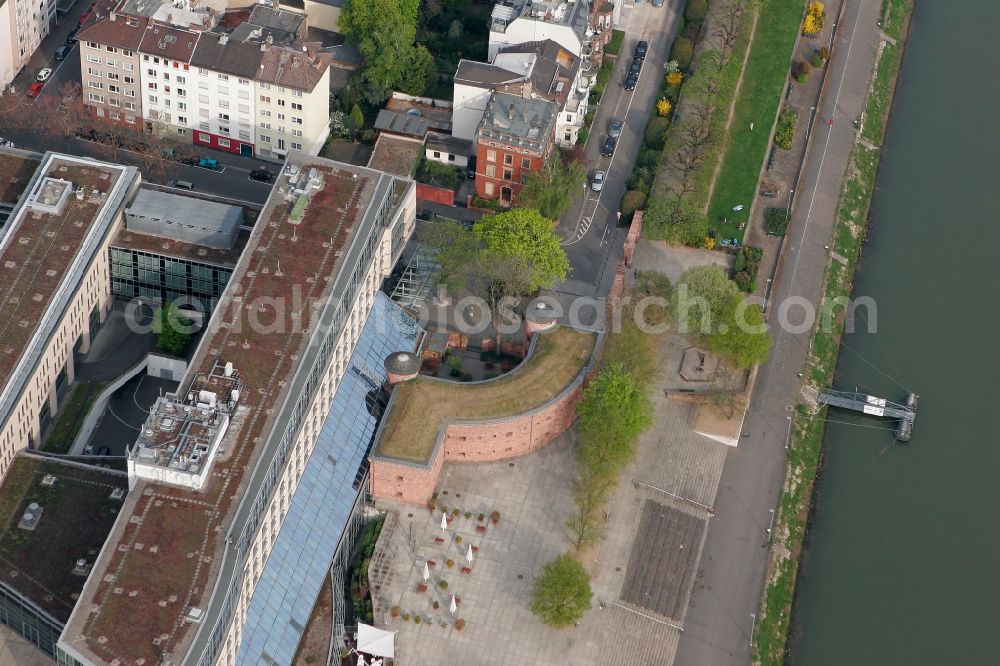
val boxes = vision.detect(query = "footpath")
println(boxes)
[673,2,885,665]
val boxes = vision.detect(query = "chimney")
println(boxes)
[110,11,117,21]
[522,107,529,122]
[219,33,228,46]
[507,103,515,120]
[521,81,531,99]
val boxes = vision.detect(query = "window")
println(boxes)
[433,151,441,158]
[277,99,285,107]
[291,129,302,137]
[238,78,249,85]
[86,41,99,49]
[198,81,208,90]
[163,72,170,81]
[178,102,187,111]
[124,101,135,111]
[105,45,116,53]
[164,99,171,108]
[198,94,209,104]
[260,134,270,143]
[448,154,455,162]
[218,113,230,121]
[486,149,496,162]
[291,142,302,150]
[148,82,157,90]
[177,114,187,124]
[291,90,302,98]
[238,104,250,114]
[88,93,104,103]
[521,173,530,184]
[124,76,134,84]
[219,126,230,134]
[218,74,229,81]
[88,81,103,89]
[291,102,302,111]
[176,75,185,84]
[259,83,270,90]
[485,182,495,196]
[291,117,302,125]
[108,84,120,94]
[504,154,513,165]
[123,62,134,72]
[198,132,210,141]
[106,72,119,80]
[238,90,250,100]
[109,98,120,107]
[503,169,512,181]
[259,95,271,103]
[218,138,230,147]
[148,95,158,104]
[259,122,271,130]
[147,69,156,77]
[260,109,271,117]
[217,86,229,95]
[277,113,285,121]
[87,67,101,76]
[177,88,186,97]
[143,54,150,62]
[485,164,496,177]
[87,54,102,64]
[106,59,116,68]
[238,129,251,140]
[276,138,285,149]
[521,157,531,169]
[124,89,135,97]
[123,50,134,58]
[164,86,171,94]
[199,122,210,130]
[197,67,208,75]
[110,111,121,120]
[218,100,230,109]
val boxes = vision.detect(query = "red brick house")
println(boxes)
[474,91,558,205]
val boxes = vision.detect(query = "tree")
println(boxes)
[708,295,771,368]
[644,116,670,149]
[656,98,672,117]
[685,0,708,22]
[417,218,478,285]
[565,466,611,549]
[348,103,365,138]
[340,0,420,102]
[576,364,653,474]
[619,190,647,222]
[447,19,464,40]
[672,266,740,337]
[517,151,585,220]
[530,554,593,628]
[154,305,193,357]
[644,192,708,246]
[397,44,438,97]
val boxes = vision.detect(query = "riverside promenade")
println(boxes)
[674,2,885,665]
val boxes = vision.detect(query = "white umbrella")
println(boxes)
[466,544,474,565]
[440,511,448,531]
[422,562,430,583]
[449,595,458,616]
[357,656,367,666]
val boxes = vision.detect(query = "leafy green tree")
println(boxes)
[708,295,772,368]
[672,266,740,336]
[447,19,464,40]
[417,218,478,285]
[517,151,586,220]
[154,305,192,357]
[473,208,570,292]
[619,190,647,222]
[576,364,653,475]
[397,44,438,97]
[644,116,671,150]
[644,192,708,246]
[685,0,708,22]
[531,554,593,628]
[347,103,365,139]
[340,0,419,102]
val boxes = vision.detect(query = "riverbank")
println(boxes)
[752,2,914,663]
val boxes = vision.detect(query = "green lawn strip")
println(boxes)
[707,0,804,240]
[880,0,911,42]
[605,29,625,56]
[43,382,105,454]
[861,41,900,146]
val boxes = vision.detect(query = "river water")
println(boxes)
[787,1,1000,664]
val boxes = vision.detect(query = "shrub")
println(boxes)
[490,510,501,524]
[766,208,789,235]
[684,0,708,22]
[792,60,811,83]
[638,149,659,169]
[619,190,647,222]
[477,513,485,522]
[438,580,449,589]
[644,116,671,150]
[809,50,824,68]
[670,37,695,72]
[447,559,455,568]
[472,196,501,211]
[627,167,654,195]
[455,535,463,543]
[402,612,411,621]
[414,615,423,624]
[774,109,798,150]
[464,511,472,519]
[455,618,466,631]
[390,605,400,618]
[432,601,440,609]
[577,127,589,145]
[665,71,683,87]
[656,98,672,117]
[584,110,596,126]
[819,46,830,61]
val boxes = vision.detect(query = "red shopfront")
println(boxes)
[193,131,254,157]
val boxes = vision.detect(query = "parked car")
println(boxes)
[466,156,477,179]
[629,56,643,76]
[609,118,624,138]
[591,170,606,192]
[249,168,273,183]
[66,28,79,43]
[168,180,195,190]
[0,137,13,148]
[416,209,434,221]
[653,0,664,7]
[197,157,220,170]
[601,136,617,157]
[27,82,45,98]
[624,72,638,91]
[55,44,73,61]
[635,40,649,60]
[36,68,53,82]
[97,446,111,456]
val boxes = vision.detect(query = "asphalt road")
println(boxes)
[555,0,682,300]
[674,2,883,664]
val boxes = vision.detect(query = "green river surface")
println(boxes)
[787,1,1000,664]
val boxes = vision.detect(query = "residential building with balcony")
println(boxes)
[138,21,201,137]
[0,0,57,88]
[488,0,591,59]
[474,91,558,205]
[254,40,331,158]
[77,11,148,126]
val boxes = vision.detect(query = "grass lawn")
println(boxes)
[861,41,900,147]
[43,382,105,454]
[375,327,596,463]
[605,29,625,56]
[880,0,912,42]
[706,0,804,240]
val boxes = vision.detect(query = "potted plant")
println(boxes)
[446,559,455,568]
[426,560,436,569]
[390,605,400,619]
[455,535,463,544]
[476,525,486,534]
[477,513,485,522]
[402,612,411,622]
[416,583,428,593]
[464,511,473,519]
[490,510,501,525]
[432,600,440,610]
[455,618,466,631]
[451,509,460,518]
[438,580,449,590]
[414,615,423,625]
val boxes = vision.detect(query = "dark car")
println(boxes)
[66,28,79,43]
[609,118,624,138]
[416,209,435,221]
[653,0,664,7]
[624,72,638,91]
[466,155,477,179]
[601,136,617,157]
[55,44,73,61]
[249,168,273,183]
[635,40,649,60]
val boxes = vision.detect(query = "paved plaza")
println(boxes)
[371,339,730,665]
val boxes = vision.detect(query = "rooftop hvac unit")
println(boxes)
[41,474,57,487]
[224,361,234,377]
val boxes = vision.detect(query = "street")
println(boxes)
[554,0,682,300]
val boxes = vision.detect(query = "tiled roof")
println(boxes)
[454,59,525,88]
[476,91,558,153]
[190,33,265,79]
[137,22,200,62]
[257,44,331,92]
[77,11,149,49]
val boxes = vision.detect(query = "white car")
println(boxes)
[591,170,606,192]
[36,68,53,82]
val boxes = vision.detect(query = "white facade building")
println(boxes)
[0,0,57,88]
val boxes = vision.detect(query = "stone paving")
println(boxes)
[373,328,730,665]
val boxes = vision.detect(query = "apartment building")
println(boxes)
[77,11,147,126]
[0,0,57,88]
[79,1,331,157]
[474,91,558,204]
[57,155,418,666]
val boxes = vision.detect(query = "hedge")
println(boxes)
[670,37,695,72]
[766,207,789,235]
